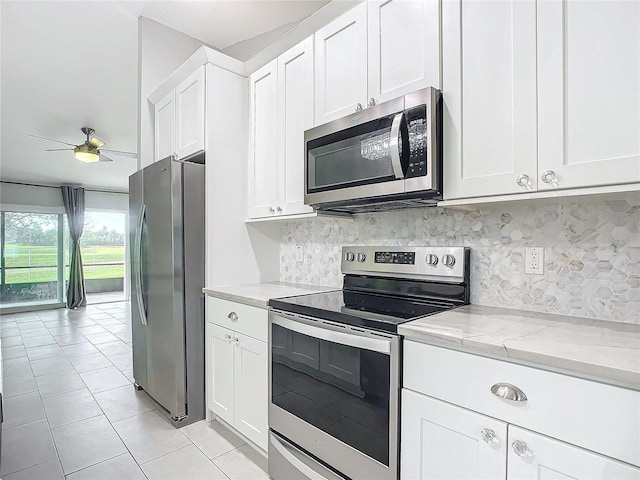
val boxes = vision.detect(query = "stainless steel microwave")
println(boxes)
[304,87,442,213]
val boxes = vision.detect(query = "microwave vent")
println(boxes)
[314,196,440,214]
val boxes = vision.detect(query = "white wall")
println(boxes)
[137,17,207,170]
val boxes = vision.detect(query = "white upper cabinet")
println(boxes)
[443,0,538,199]
[154,90,176,162]
[444,0,640,200]
[368,0,441,104]
[277,36,314,216]
[537,0,640,190]
[248,60,278,219]
[315,1,441,125]
[314,2,368,125]
[175,66,206,160]
[154,65,205,162]
[248,38,315,220]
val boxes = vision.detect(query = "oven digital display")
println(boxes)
[374,251,415,264]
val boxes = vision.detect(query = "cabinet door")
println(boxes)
[154,90,175,162]
[175,66,205,160]
[507,426,640,480]
[368,0,440,104]
[314,3,367,125]
[277,37,315,216]
[442,0,538,199]
[401,389,507,480]
[537,1,640,190]
[233,332,268,451]
[248,60,278,219]
[206,323,235,425]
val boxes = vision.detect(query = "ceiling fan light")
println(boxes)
[74,145,99,163]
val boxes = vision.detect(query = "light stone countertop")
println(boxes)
[398,304,640,390]
[202,282,337,309]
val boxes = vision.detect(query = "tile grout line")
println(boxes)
[53,308,148,479]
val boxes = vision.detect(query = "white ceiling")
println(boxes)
[0,0,327,192]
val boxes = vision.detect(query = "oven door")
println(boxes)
[269,309,400,480]
[304,97,409,206]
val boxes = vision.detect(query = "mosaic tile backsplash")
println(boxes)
[280,198,640,324]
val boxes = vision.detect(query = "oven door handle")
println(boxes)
[271,311,392,355]
[389,112,405,180]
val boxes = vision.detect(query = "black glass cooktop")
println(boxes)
[269,289,455,334]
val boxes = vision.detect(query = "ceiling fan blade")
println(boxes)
[89,136,105,148]
[45,148,74,151]
[27,133,77,147]
[100,148,137,158]
[99,153,114,162]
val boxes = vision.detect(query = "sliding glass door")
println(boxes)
[1,211,64,308]
[73,211,126,304]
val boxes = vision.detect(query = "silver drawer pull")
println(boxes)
[480,428,499,445]
[491,383,527,402]
[512,440,534,458]
[228,312,238,321]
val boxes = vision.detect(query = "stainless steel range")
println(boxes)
[268,245,470,480]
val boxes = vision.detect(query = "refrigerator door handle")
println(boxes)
[135,203,148,326]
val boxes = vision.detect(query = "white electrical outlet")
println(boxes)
[295,245,304,262]
[525,247,544,275]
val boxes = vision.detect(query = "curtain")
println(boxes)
[61,185,86,309]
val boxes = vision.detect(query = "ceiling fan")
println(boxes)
[27,127,137,163]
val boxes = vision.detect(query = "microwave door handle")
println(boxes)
[389,112,405,180]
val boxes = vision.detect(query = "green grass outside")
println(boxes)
[3,244,124,282]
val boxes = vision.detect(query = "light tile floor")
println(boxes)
[1,302,268,480]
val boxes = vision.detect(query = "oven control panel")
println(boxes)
[342,246,469,281]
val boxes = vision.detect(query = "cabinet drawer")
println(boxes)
[207,297,267,342]
[404,341,640,467]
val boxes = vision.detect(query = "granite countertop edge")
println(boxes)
[202,281,337,309]
[398,304,640,391]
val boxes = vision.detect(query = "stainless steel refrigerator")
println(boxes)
[129,156,205,427]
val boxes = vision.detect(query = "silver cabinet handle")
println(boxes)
[368,98,376,107]
[355,103,363,112]
[224,333,232,343]
[541,170,558,184]
[228,312,238,321]
[276,206,283,213]
[491,383,527,402]
[233,337,239,345]
[269,206,275,214]
[512,440,534,458]
[516,174,531,188]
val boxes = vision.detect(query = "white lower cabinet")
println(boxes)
[207,323,235,423]
[401,341,640,480]
[205,297,268,451]
[507,426,640,480]
[233,331,268,448]
[401,389,507,480]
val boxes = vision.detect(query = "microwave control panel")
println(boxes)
[406,105,428,178]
